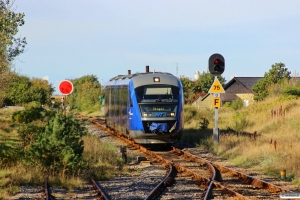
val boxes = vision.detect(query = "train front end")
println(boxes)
[129,73,184,144]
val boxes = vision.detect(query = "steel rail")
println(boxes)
[91,119,176,199]
[212,162,294,193]
[43,179,50,200]
[91,117,281,199]
[91,118,245,199]
[172,147,254,199]
[144,163,174,200]
[171,147,216,199]
[174,147,295,198]
[91,178,110,200]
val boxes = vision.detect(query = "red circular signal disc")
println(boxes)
[214,59,220,65]
[58,80,74,95]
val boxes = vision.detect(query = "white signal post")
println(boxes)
[209,76,225,143]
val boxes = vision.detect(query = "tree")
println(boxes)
[0,0,27,64]
[180,72,226,104]
[194,72,226,93]
[29,78,54,105]
[0,0,27,106]
[16,109,87,176]
[5,74,54,106]
[252,63,291,101]
[5,74,31,105]
[67,75,102,112]
[179,76,194,104]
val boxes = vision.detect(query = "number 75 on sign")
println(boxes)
[208,78,225,93]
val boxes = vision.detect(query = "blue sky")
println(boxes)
[13,0,300,93]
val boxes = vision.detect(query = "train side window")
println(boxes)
[129,94,133,107]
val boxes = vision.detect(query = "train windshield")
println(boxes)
[135,85,179,103]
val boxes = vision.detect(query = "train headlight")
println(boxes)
[170,112,175,117]
[153,77,160,82]
[143,112,148,117]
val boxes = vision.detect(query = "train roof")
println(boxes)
[108,72,173,81]
[106,72,181,88]
[105,66,182,88]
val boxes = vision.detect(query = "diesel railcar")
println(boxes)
[104,66,184,144]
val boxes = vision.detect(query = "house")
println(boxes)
[222,77,263,106]
[192,77,262,108]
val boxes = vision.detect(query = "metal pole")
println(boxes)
[213,106,219,144]
[213,76,220,144]
[213,93,220,144]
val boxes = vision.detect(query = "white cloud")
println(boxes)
[42,75,49,81]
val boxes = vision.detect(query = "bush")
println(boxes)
[282,86,300,96]
[230,98,244,110]
[19,112,87,176]
[197,117,209,130]
[11,106,56,123]
[231,112,252,135]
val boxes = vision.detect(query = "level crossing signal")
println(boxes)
[208,53,225,75]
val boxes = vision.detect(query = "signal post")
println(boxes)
[58,80,74,115]
[208,54,225,143]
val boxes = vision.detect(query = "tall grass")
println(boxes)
[82,134,125,180]
[190,96,300,185]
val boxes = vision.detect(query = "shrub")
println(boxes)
[231,112,251,135]
[197,117,209,130]
[16,109,87,177]
[282,86,300,96]
[11,106,55,123]
[230,98,244,110]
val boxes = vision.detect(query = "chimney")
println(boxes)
[128,70,131,75]
[146,65,149,73]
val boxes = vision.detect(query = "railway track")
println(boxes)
[43,178,108,200]
[88,116,297,199]
[12,116,298,199]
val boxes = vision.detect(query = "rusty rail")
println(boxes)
[90,117,295,199]
[144,163,174,200]
[43,179,50,200]
[91,178,110,200]
[175,147,295,198]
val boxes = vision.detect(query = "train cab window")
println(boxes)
[135,85,179,103]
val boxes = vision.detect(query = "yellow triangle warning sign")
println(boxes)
[209,78,225,93]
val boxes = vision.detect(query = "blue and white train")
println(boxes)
[104,66,184,144]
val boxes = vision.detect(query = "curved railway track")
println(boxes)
[13,115,298,199]
[88,116,297,199]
